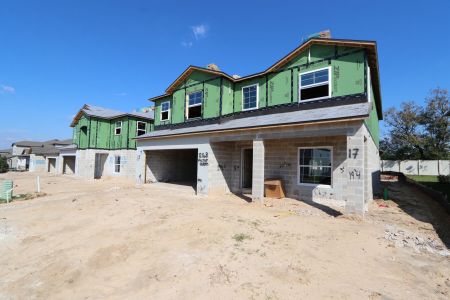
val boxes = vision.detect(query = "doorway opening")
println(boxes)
[94,153,108,179]
[241,148,253,189]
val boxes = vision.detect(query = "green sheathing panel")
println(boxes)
[221,79,234,115]
[154,96,172,126]
[203,77,221,118]
[95,118,111,148]
[73,115,152,149]
[267,70,292,106]
[153,45,368,125]
[74,114,90,149]
[233,77,266,112]
[172,89,186,124]
[364,86,380,147]
[110,117,129,149]
[179,71,217,88]
[331,51,365,97]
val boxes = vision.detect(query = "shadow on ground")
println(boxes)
[382,180,450,248]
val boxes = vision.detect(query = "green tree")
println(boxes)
[0,156,8,173]
[381,88,449,160]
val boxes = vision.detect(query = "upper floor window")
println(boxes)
[299,67,331,101]
[136,121,146,136]
[187,91,202,119]
[161,101,170,121]
[115,121,122,135]
[242,84,258,110]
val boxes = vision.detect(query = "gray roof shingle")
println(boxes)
[83,105,154,121]
[137,102,371,139]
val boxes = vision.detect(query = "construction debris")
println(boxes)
[384,224,450,256]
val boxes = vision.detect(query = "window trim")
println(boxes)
[241,84,259,111]
[160,101,170,121]
[187,90,203,119]
[136,121,146,136]
[114,155,121,173]
[298,66,332,102]
[297,146,333,188]
[114,121,122,135]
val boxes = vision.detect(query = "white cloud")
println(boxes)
[181,41,193,48]
[191,24,207,40]
[1,85,15,94]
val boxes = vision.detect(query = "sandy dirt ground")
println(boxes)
[0,172,449,299]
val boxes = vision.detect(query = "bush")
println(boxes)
[0,156,8,173]
[438,175,450,183]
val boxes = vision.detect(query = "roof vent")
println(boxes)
[232,74,241,79]
[206,63,220,71]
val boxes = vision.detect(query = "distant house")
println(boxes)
[64,104,154,179]
[10,139,72,172]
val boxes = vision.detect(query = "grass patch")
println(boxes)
[407,175,450,199]
[0,192,47,204]
[232,233,252,242]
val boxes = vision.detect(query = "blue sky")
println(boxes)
[1,0,449,148]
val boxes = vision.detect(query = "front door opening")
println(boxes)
[94,153,108,179]
[241,148,253,189]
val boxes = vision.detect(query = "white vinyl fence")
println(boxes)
[381,160,450,176]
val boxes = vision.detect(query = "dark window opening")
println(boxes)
[161,111,169,120]
[300,85,329,101]
[188,105,202,119]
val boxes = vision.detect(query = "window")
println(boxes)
[114,155,121,173]
[299,67,331,101]
[161,101,170,121]
[242,84,258,110]
[187,91,202,119]
[115,121,122,135]
[136,121,146,136]
[298,147,332,186]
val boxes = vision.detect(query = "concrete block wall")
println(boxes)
[344,124,366,214]
[76,149,137,179]
[363,125,381,206]
[209,142,233,194]
[29,154,47,172]
[381,160,449,176]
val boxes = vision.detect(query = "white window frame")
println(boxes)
[114,155,121,173]
[187,91,203,119]
[297,146,333,187]
[298,66,332,102]
[136,121,146,136]
[114,121,122,135]
[160,101,170,121]
[241,84,259,111]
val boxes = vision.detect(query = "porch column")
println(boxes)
[252,137,265,202]
[345,125,366,215]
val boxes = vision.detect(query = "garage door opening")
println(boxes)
[146,149,198,190]
[63,156,76,175]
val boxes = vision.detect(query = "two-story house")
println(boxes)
[135,37,382,214]
[62,104,154,179]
